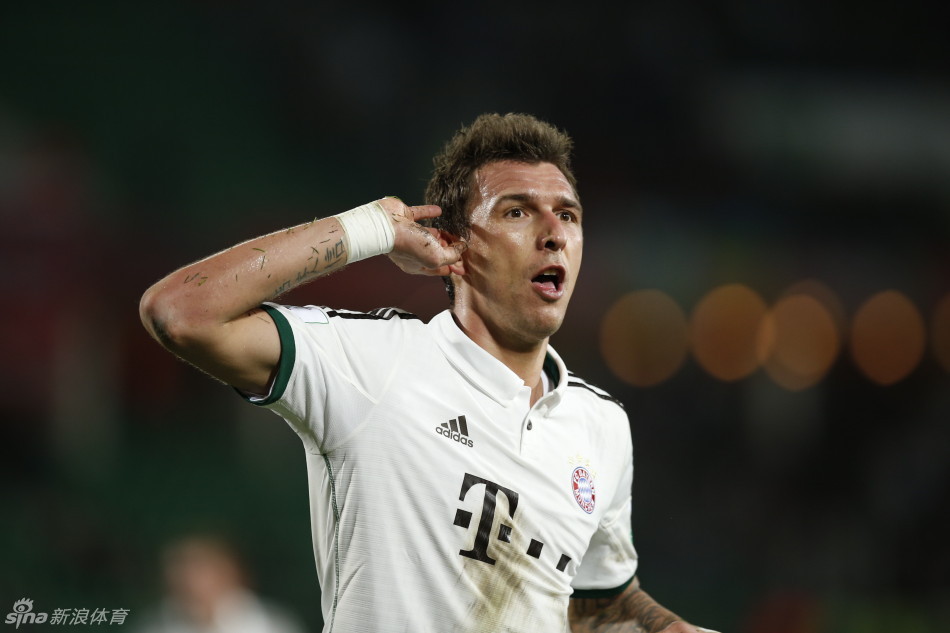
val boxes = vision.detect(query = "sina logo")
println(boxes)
[435,415,474,448]
[5,599,47,628]
[571,467,596,514]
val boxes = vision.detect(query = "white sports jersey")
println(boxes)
[245,304,638,633]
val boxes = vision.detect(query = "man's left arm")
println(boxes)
[568,576,717,633]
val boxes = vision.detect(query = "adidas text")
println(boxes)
[435,415,474,448]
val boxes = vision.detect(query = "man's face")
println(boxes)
[451,160,583,349]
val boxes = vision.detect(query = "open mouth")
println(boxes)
[531,266,565,298]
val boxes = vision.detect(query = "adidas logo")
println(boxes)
[435,415,474,448]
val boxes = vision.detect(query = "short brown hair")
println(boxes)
[424,112,577,301]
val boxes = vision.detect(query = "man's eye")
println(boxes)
[559,211,576,222]
[507,208,524,218]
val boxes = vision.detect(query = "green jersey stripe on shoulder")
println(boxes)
[566,373,625,410]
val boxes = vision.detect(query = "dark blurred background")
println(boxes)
[1,1,948,631]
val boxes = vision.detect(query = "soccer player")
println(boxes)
[140,113,717,633]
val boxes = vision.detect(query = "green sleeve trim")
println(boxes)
[570,574,636,600]
[240,304,295,406]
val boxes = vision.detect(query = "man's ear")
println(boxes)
[442,230,467,276]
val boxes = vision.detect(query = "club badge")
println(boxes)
[571,466,596,514]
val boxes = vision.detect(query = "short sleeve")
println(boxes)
[240,304,421,454]
[571,419,638,597]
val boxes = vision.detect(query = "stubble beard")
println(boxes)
[491,301,568,352]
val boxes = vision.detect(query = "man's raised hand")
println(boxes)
[381,197,467,276]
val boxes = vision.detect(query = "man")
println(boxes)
[135,535,306,633]
[140,113,716,633]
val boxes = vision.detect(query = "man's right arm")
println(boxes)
[139,198,465,395]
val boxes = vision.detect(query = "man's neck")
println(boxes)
[450,311,548,406]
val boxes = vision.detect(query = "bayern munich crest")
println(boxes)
[571,467,596,514]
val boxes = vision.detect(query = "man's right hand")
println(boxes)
[381,197,467,276]
[140,197,467,396]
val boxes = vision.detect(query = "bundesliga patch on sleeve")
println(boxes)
[285,305,331,324]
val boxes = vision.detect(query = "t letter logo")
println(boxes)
[454,473,519,565]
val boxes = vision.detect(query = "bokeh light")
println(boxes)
[691,284,768,381]
[850,290,926,385]
[779,279,848,337]
[600,290,689,387]
[932,293,950,373]
[757,294,840,391]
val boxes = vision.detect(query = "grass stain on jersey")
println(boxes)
[461,498,568,632]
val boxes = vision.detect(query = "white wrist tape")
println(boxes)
[334,201,396,263]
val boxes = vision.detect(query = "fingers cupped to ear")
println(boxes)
[410,204,443,220]
[436,229,466,250]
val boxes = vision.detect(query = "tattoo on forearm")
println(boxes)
[324,239,345,263]
[272,238,347,297]
[174,224,345,299]
[569,581,681,633]
[274,279,293,295]
[253,247,267,270]
[183,272,208,286]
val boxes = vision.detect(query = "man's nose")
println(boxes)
[537,210,567,251]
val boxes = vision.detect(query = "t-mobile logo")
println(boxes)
[453,473,519,564]
[452,472,573,574]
